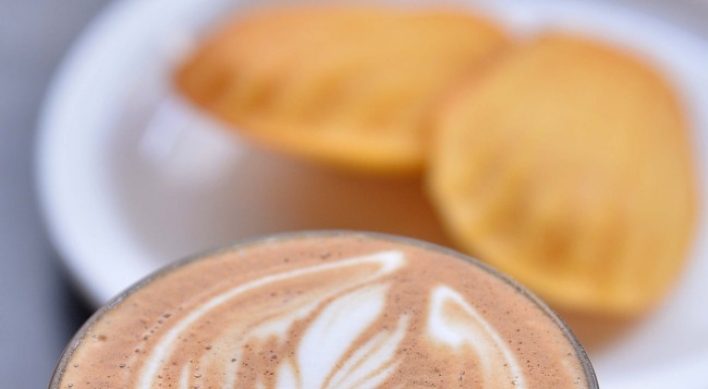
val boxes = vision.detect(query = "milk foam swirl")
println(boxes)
[55,235,593,389]
[133,250,524,389]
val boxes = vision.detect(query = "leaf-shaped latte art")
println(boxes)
[136,251,405,389]
[296,284,405,389]
[277,285,408,389]
[325,316,408,389]
[135,249,533,389]
[428,286,525,388]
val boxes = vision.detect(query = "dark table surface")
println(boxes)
[1,0,707,388]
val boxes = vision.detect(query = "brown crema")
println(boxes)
[51,232,597,389]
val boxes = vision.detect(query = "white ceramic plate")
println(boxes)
[37,0,708,387]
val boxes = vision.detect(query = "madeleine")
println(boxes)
[428,34,698,315]
[176,6,509,175]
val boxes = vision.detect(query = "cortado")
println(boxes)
[50,231,598,389]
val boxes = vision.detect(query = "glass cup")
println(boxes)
[49,231,599,389]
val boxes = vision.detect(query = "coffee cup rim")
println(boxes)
[49,229,599,389]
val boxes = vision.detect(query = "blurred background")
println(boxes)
[1,2,111,387]
[1,0,708,388]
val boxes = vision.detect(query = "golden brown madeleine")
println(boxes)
[176,6,509,175]
[428,34,698,315]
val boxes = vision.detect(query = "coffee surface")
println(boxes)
[53,233,593,389]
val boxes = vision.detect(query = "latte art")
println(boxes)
[428,286,526,387]
[52,233,596,389]
[140,251,404,389]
